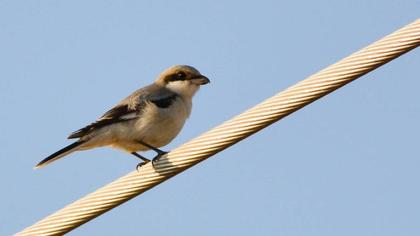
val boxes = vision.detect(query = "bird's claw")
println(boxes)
[136,160,150,172]
[151,151,168,167]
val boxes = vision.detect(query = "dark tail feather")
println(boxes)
[35,141,85,169]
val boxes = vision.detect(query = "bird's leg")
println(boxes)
[131,152,151,171]
[136,140,168,167]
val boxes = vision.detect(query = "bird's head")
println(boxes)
[156,65,210,98]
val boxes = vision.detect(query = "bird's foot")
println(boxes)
[152,150,168,167]
[132,152,151,171]
[135,140,168,168]
[136,160,150,172]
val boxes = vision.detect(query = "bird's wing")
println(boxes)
[67,103,138,139]
[67,84,178,139]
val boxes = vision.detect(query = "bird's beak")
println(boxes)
[191,75,210,85]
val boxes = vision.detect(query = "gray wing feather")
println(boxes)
[68,84,177,139]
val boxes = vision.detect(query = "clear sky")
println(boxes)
[1,1,419,235]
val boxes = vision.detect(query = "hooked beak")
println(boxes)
[191,75,210,85]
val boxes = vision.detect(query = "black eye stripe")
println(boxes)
[169,72,187,81]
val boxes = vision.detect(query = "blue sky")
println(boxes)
[1,1,419,235]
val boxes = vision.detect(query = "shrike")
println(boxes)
[35,65,210,169]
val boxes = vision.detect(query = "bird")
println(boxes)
[35,65,210,170]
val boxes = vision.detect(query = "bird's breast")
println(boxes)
[134,97,191,147]
[102,97,191,152]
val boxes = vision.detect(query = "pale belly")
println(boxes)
[110,114,187,152]
[81,98,191,153]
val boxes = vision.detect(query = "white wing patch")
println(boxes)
[119,112,138,120]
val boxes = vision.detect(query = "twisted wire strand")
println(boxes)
[17,19,420,235]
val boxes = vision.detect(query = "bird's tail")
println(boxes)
[35,141,86,169]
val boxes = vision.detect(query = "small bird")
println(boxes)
[35,65,210,169]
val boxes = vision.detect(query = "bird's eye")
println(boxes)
[168,71,187,82]
[177,72,186,79]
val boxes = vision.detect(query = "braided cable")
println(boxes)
[17,19,420,235]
